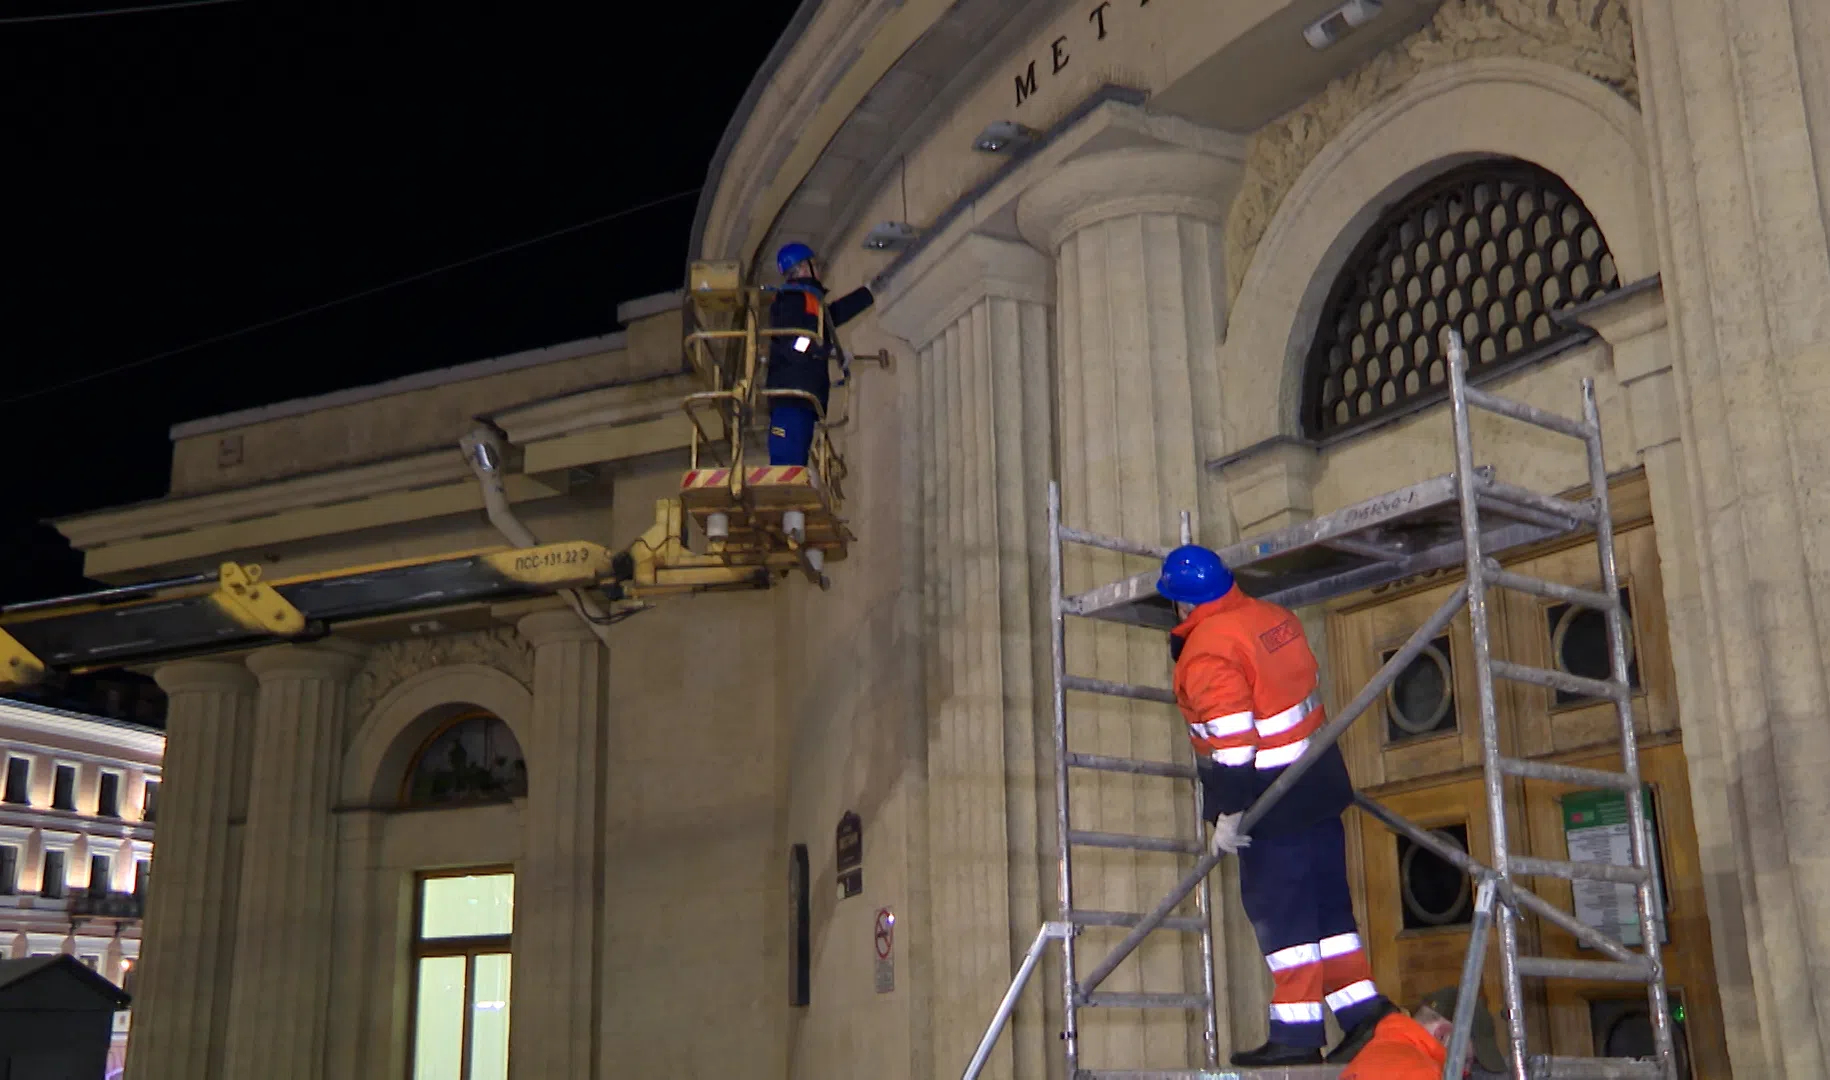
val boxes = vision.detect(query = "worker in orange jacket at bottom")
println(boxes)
[1341,986,1508,1079]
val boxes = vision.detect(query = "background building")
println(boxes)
[38,0,1830,1077]
[0,696,162,1077]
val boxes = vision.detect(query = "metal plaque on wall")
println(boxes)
[836,810,863,898]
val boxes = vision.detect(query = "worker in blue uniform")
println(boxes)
[765,242,875,467]
[1159,544,1398,1067]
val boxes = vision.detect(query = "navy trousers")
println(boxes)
[768,402,818,466]
[1238,815,1384,1046]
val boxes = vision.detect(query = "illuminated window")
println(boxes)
[410,871,514,1080]
[402,712,527,808]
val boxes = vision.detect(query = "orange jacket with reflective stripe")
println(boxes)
[1340,1013,1449,1080]
[1170,587,1354,833]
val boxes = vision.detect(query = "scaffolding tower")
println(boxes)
[961,331,1675,1080]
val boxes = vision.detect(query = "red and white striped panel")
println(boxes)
[746,466,808,485]
[681,469,732,490]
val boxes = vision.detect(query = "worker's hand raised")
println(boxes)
[1210,813,1251,856]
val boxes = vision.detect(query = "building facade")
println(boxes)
[0,696,162,1076]
[64,0,1830,1077]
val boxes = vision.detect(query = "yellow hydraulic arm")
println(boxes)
[0,539,642,693]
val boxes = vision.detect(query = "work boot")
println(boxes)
[1323,996,1403,1064]
[1229,1041,1323,1067]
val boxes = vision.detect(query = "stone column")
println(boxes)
[1584,284,1767,1070]
[879,234,1056,1080]
[1633,1,1830,1073]
[126,660,255,1080]
[1018,145,1242,1068]
[221,643,362,1080]
[516,609,608,1080]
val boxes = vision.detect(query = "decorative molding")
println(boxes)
[346,629,533,723]
[1225,0,1638,303]
[876,233,1054,347]
[1016,146,1241,254]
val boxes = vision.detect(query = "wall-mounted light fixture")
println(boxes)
[1303,0,1382,50]
[973,120,1037,153]
[863,222,919,251]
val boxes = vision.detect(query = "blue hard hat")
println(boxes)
[776,242,817,276]
[1157,545,1234,606]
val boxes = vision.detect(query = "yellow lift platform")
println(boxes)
[669,259,888,590]
[0,261,886,693]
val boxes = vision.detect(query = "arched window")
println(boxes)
[1300,159,1620,439]
[402,710,528,808]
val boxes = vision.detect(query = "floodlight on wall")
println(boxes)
[863,222,919,251]
[973,120,1037,153]
[1303,0,1382,49]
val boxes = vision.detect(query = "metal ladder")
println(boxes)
[959,330,1675,1080]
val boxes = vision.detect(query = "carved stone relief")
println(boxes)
[345,627,534,724]
[1224,0,1638,302]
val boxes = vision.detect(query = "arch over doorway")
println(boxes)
[1220,57,1655,452]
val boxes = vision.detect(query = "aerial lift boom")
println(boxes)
[0,260,882,693]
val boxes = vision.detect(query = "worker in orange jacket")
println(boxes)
[1158,544,1395,1067]
[1340,986,1508,1079]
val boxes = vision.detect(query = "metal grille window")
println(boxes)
[1302,160,1620,439]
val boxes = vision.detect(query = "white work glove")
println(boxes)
[1210,813,1251,856]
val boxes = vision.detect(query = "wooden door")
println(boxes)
[1325,474,1730,1076]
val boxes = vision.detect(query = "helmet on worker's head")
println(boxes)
[1157,545,1234,606]
[776,242,817,277]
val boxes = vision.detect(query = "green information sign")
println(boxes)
[1560,786,1668,947]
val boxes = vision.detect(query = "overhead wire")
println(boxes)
[0,0,244,26]
[1,185,703,407]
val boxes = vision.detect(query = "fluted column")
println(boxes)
[1634,0,1830,1073]
[880,234,1055,1080]
[125,660,254,1080]
[1019,145,1242,1069]
[222,642,362,1080]
[515,609,608,1080]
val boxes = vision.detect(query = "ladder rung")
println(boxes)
[1528,1055,1664,1079]
[1484,566,1618,610]
[1058,525,1172,560]
[1081,991,1209,1010]
[1463,384,1598,441]
[1067,909,1206,933]
[1495,756,1639,791]
[1065,751,1196,779]
[1491,659,1627,701]
[1068,830,1202,855]
[1063,674,1178,705]
[1516,955,1652,982]
[1510,855,1650,885]
[1478,475,1602,526]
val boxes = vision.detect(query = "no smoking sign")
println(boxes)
[873,908,895,993]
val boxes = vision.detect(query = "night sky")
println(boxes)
[1,0,797,607]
